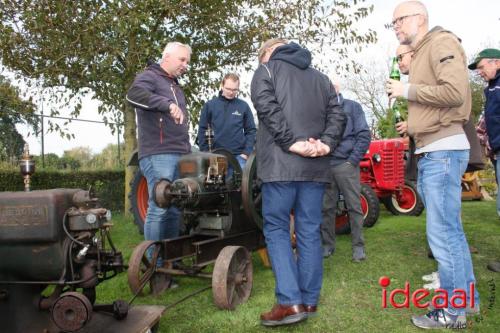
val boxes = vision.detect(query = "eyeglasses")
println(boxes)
[391,13,420,29]
[396,50,414,62]
[223,87,239,93]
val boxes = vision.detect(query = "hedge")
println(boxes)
[0,170,125,213]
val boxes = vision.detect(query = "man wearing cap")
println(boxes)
[468,48,500,272]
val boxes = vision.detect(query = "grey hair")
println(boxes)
[162,42,192,59]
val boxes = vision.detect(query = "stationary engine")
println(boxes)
[0,146,126,333]
[153,151,257,236]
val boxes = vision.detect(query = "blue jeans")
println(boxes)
[417,150,479,315]
[227,155,247,179]
[139,153,182,242]
[236,154,247,169]
[262,181,325,306]
[495,154,500,217]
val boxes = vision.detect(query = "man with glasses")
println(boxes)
[396,44,414,75]
[468,48,500,272]
[386,1,480,329]
[394,44,419,182]
[197,73,256,168]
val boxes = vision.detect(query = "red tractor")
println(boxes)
[128,138,423,235]
[334,138,424,234]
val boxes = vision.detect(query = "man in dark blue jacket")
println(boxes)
[321,85,371,261]
[251,39,346,326]
[126,42,191,273]
[197,73,256,168]
[468,48,500,272]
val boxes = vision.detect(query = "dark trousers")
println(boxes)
[321,162,365,251]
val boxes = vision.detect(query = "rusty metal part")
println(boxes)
[241,153,263,230]
[51,291,93,332]
[156,267,212,279]
[127,241,171,296]
[212,246,253,310]
[212,148,241,184]
[93,300,129,320]
[153,179,173,208]
[39,285,63,310]
[78,260,98,288]
[71,190,98,209]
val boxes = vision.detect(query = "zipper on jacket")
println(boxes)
[170,84,183,124]
[159,117,163,144]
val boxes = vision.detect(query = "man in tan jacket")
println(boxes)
[386,1,479,329]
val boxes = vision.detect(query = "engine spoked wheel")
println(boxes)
[241,153,263,230]
[212,246,253,310]
[127,240,171,296]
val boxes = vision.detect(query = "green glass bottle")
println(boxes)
[393,99,404,137]
[393,100,403,124]
[389,57,400,81]
[389,57,403,136]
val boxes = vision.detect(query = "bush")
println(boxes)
[0,170,125,212]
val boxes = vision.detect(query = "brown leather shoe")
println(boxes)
[260,304,307,326]
[303,305,318,317]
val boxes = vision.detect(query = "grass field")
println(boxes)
[96,201,500,332]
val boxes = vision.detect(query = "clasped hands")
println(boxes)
[289,138,330,157]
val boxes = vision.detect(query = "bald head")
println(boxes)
[394,1,428,21]
[392,1,429,47]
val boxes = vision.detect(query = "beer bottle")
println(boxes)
[393,99,404,137]
[393,101,403,124]
[389,57,400,81]
[388,57,400,108]
[389,57,403,136]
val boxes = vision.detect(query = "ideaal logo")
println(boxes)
[379,276,476,309]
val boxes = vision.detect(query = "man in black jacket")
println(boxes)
[126,42,191,273]
[321,85,371,261]
[251,39,346,326]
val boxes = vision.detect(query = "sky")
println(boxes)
[15,0,500,157]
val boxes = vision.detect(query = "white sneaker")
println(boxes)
[423,279,440,290]
[422,271,439,282]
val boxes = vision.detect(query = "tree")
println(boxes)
[0,75,38,165]
[344,60,388,125]
[33,152,60,170]
[63,146,93,169]
[470,74,485,123]
[91,143,125,169]
[0,0,376,214]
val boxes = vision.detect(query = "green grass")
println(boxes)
[96,201,500,332]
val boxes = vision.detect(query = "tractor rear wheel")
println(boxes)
[335,183,380,234]
[361,183,380,227]
[129,169,148,234]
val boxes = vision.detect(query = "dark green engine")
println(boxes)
[0,188,126,332]
[153,151,260,236]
